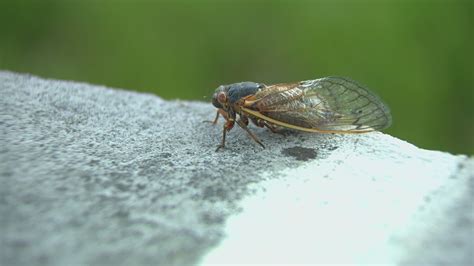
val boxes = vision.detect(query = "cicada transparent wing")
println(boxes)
[241,77,392,133]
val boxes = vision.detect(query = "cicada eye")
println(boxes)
[217,91,227,104]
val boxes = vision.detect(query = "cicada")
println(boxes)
[209,77,391,151]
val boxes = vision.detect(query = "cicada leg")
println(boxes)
[216,119,234,151]
[204,109,229,124]
[250,118,283,135]
[250,117,264,128]
[236,118,265,149]
[209,110,221,124]
[263,121,283,134]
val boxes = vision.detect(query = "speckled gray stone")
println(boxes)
[1,71,472,266]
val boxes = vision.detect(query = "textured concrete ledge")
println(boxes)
[1,71,473,265]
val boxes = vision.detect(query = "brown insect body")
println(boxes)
[210,77,392,151]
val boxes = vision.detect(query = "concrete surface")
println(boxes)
[0,71,473,266]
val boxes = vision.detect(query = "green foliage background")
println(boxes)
[1,0,472,154]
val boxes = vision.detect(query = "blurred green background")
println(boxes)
[1,0,472,154]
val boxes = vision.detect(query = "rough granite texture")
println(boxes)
[0,71,473,266]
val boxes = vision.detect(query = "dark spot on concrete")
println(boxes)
[200,212,224,225]
[281,146,317,161]
[468,175,474,192]
[136,183,147,191]
[113,210,130,219]
[202,186,226,201]
[115,183,129,192]
[55,186,68,192]
[9,239,29,248]
[1,171,13,177]
[455,216,472,228]
[88,159,100,165]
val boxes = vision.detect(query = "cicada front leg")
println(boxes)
[207,110,220,124]
[216,118,235,151]
[204,109,230,125]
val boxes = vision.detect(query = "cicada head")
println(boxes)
[212,82,264,110]
[212,85,229,109]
